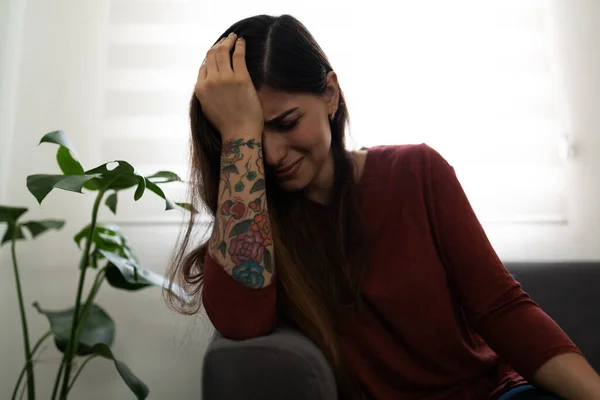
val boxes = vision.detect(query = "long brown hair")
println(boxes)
[165,14,370,399]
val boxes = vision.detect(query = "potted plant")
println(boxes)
[2,130,194,399]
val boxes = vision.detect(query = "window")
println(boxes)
[102,0,571,224]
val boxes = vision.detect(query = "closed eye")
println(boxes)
[276,119,299,132]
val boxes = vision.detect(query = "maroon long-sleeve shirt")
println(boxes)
[202,143,581,399]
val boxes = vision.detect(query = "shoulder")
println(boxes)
[363,143,452,179]
[357,143,458,209]
[357,144,457,228]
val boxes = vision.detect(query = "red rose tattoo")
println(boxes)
[229,230,265,265]
[222,139,236,157]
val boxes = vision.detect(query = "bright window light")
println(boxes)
[101,0,570,224]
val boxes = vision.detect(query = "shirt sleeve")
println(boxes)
[420,143,582,380]
[202,252,277,340]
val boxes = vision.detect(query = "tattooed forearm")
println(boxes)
[209,138,274,289]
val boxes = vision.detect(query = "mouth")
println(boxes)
[276,157,303,179]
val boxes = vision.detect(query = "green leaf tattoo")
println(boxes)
[217,242,227,257]
[223,164,239,174]
[247,171,257,181]
[234,182,245,192]
[264,249,273,273]
[229,220,253,238]
[250,179,265,194]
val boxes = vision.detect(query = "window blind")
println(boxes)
[102,0,571,224]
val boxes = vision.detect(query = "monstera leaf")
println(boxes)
[146,171,197,213]
[0,205,28,223]
[145,171,183,184]
[88,343,149,399]
[26,174,101,204]
[74,224,138,267]
[39,130,85,175]
[33,302,115,356]
[34,302,148,398]
[99,250,190,302]
[0,205,65,246]
[105,192,118,214]
[85,161,146,197]
[28,131,198,216]
[101,175,196,214]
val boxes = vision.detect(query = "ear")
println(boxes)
[324,71,339,117]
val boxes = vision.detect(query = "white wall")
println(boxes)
[0,0,599,399]
[0,0,26,204]
[0,1,210,399]
[484,0,600,261]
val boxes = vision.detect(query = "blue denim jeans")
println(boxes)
[497,384,562,400]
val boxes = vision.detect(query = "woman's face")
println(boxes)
[257,71,339,193]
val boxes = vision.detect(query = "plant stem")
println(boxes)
[53,269,105,400]
[18,380,27,400]
[59,268,106,397]
[11,330,52,400]
[66,354,99,393]
[10,227,35,400]
[50,360,64,400]
[73,268,106,347]
[57,190,105,399]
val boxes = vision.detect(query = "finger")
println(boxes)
[216,32,238,74]
[232,36,248,76]
[206,50,219,79]
[205,37,226,78]
[197,64,207,82]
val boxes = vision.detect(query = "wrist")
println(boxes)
[221,127,263,141]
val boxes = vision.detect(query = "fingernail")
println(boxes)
[228,32,235,37]
[237,36,244,41]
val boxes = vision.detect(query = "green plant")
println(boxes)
[3,130,194,399]
[1,205,65,400]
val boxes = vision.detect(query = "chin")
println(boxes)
[277,169,313,192]
[277,178,308,192]
[273,160,311,192]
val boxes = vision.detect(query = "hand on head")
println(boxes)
[194,33,264,140]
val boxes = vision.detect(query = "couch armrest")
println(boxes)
[202,323,337,400]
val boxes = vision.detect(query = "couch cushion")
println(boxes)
[505,262,600,370]
[203,323,337,400]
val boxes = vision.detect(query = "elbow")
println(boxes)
[202,253,278,340]
[210,310,277,341]
[205,302,277,340]
[202,284,277,341]
[470,289,537,332]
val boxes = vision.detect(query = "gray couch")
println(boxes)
[202,262,600,399]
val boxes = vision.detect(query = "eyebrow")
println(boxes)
[264,107,299,128]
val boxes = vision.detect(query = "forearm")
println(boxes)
[533,352,600,400]
[208,136,274,288]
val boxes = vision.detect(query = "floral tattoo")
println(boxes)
[211,138,273,288]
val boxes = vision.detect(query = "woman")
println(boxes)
[166,14,600,400]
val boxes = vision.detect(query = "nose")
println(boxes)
[262,132,287,168]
